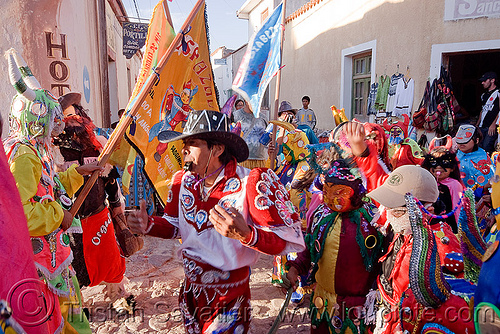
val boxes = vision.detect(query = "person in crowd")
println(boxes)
[111,108,125,129]
[295,96,319,144]
[4,49,97,333]
[296,95,317,130]
[233,100,268,169]
[476,71,499,153]
[0,111,63,334]
[234,99,245,111]
[54,93,141,300]
[455,124,494,189]
[475,163,500,332]
[286,157,383,334]
[265,101,310,291]
[421,135,464,233]
[126,109,305,333]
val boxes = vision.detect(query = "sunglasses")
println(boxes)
[428,157,455,169]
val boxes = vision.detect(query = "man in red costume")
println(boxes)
[128,110,305,333]
[343,122,472,333]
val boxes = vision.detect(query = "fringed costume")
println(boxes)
[3,49,90,333]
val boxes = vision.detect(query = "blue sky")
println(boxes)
[122,0,249,51]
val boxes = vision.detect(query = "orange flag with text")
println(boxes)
[110,0,175,193]
[125,1,219,203]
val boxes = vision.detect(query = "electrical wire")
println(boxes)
[132,0,141,22]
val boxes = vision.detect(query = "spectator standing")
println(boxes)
[295,95,317,130]
[476,71,499,153]
[233,100,268,168]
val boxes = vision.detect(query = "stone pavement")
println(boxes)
[81,236,311,333]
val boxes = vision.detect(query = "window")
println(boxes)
[352,54,372,117]
[261,8,269,23]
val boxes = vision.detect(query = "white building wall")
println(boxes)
[212,47,235,108]
[240,0,500,131]
[247,0,275,36]
[0,0,142,135]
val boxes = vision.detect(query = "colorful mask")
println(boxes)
[382,114,410,145]
[6,49,63,141]
[364,122,390,168]
[323,184,355,212]
[322,159,364,212]
[390,138,424,169]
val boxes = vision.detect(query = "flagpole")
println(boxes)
[70,0,206,217]
[269,0,286,170]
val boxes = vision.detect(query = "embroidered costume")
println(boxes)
[141,110,304,333]
[288,159,383,334]
[4,49,90,333]
[148,161,304,333]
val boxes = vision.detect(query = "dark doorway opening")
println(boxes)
[444,50,500,123]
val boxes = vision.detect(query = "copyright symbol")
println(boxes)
[7,278,57,326]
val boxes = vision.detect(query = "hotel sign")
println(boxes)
[445,0,500,20]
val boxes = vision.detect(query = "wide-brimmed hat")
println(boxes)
[454,124,476,144]
[479,71,497,82]
[58,92,81,110]
[278,101,296,115]
[367,165,438,208]
[158,109,249,162]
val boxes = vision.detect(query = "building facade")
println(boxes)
[238,0,500,130]
[211,46,235,107]
[0,0,142,136]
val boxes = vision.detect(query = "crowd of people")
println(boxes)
[1,45,500,334]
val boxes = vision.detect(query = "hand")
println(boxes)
[489,124,497,136]
[343,122,367,156]
[284,266,299,292]
[61,209,74,231]
[127,200,149,234]
[209,205,251,242]
[483,194,492,204]
[76,162,104,175]
[268,143,276,156]
[111,205,124,218]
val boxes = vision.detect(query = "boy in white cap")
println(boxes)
[343,122,466,333]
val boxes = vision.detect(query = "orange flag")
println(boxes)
[125,1,218,203]
[110,0,175,193]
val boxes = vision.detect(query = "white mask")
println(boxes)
[385,206,412,235]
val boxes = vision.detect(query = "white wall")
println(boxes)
[247,0,274,37]
[0,0,143,133]
[212,48,234,107]
[0,3,24,136]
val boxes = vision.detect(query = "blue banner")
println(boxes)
[232,3,283,118]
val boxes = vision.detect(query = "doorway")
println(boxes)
[444,50,500,122]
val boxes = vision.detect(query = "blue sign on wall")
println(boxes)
[83,65,90,103]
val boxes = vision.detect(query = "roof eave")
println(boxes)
[237,0,262,19]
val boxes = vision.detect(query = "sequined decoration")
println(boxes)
[405,193,450,308]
